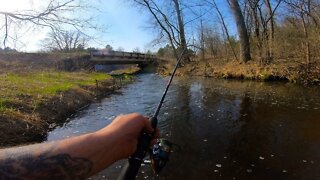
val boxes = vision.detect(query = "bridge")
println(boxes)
[90,51,158,66]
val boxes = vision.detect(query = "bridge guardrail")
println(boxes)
[90,50,156,60]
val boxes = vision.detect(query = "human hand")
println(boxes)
[97,113,160,160]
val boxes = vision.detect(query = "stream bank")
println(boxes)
[159,59,320,85]
[0,52,138,147]
[0,72,131,147]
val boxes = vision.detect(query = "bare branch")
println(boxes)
[0,0,100,49]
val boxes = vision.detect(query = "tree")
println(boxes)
[105,44,113,51]
[202,26,224,58]
[0,0,97,49]
[243,0,282,62]
[229,0,252,62]
[265,0,276,59]
[172,0,190,62]
[133,47,141,53]
[42,29,89,52]
[157,44,175,58]
[134,0,192,62]
[199,18,206,61]
[134,0,179,59]
[284,0,315,65]
[116,46,125,52]
[209,0,239,61]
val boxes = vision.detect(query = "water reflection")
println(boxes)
[46,75,320,180]
[160,79,320,180]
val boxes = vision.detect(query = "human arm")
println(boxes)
[0,113,157,179]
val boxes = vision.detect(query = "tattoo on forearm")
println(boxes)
[0,144,93,179]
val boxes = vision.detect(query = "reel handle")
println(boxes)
[117,117,157,180]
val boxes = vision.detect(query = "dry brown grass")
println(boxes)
[159,57,320,85]
[0,52,91,74]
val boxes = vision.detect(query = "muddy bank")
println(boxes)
[159,59,320,85]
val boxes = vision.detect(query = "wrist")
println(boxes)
[93,127,124,160]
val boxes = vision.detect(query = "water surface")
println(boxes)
[47,73,320,179]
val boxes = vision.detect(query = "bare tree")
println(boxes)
[208,0,239,61]
[244,0,281,62]
[133,47,141,53]
[229,0,252,62]
[42,29,89,52]
[0,0,98,49]
[134,0,179,59]
[265,0,275,58]
[117,46,125,52]
[199,18,206,61]
[203,26,222,58]
[134,0,192,62]
[172,0,190,62]
[284,0,313,65]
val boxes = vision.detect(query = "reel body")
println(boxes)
[150,139,173,174]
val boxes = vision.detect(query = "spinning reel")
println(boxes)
[150,139,173,174]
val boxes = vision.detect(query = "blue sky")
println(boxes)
[95,0,154,52]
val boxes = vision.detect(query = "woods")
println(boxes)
[135,0,320,68]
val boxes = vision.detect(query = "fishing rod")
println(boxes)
[117,48,187,180]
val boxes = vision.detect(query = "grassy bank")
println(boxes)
[160,58,320,85]
[0,52,144,147]
[0,70,121,147]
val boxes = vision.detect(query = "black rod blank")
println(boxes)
[152,48,187,120]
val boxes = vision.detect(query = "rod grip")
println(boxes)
[117,132,153,180]
[117,117,157,180]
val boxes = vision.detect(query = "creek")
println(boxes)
[47,73,320,179]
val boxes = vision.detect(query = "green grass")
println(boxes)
[0,71,110,113]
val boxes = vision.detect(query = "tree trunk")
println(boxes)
[301,14,311,65]
[3,15,8,49]
[249,1,263,61]
[173,0,190,63]
[200,18,205,61]
[229,0,251,62]
[264,0,274,60]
